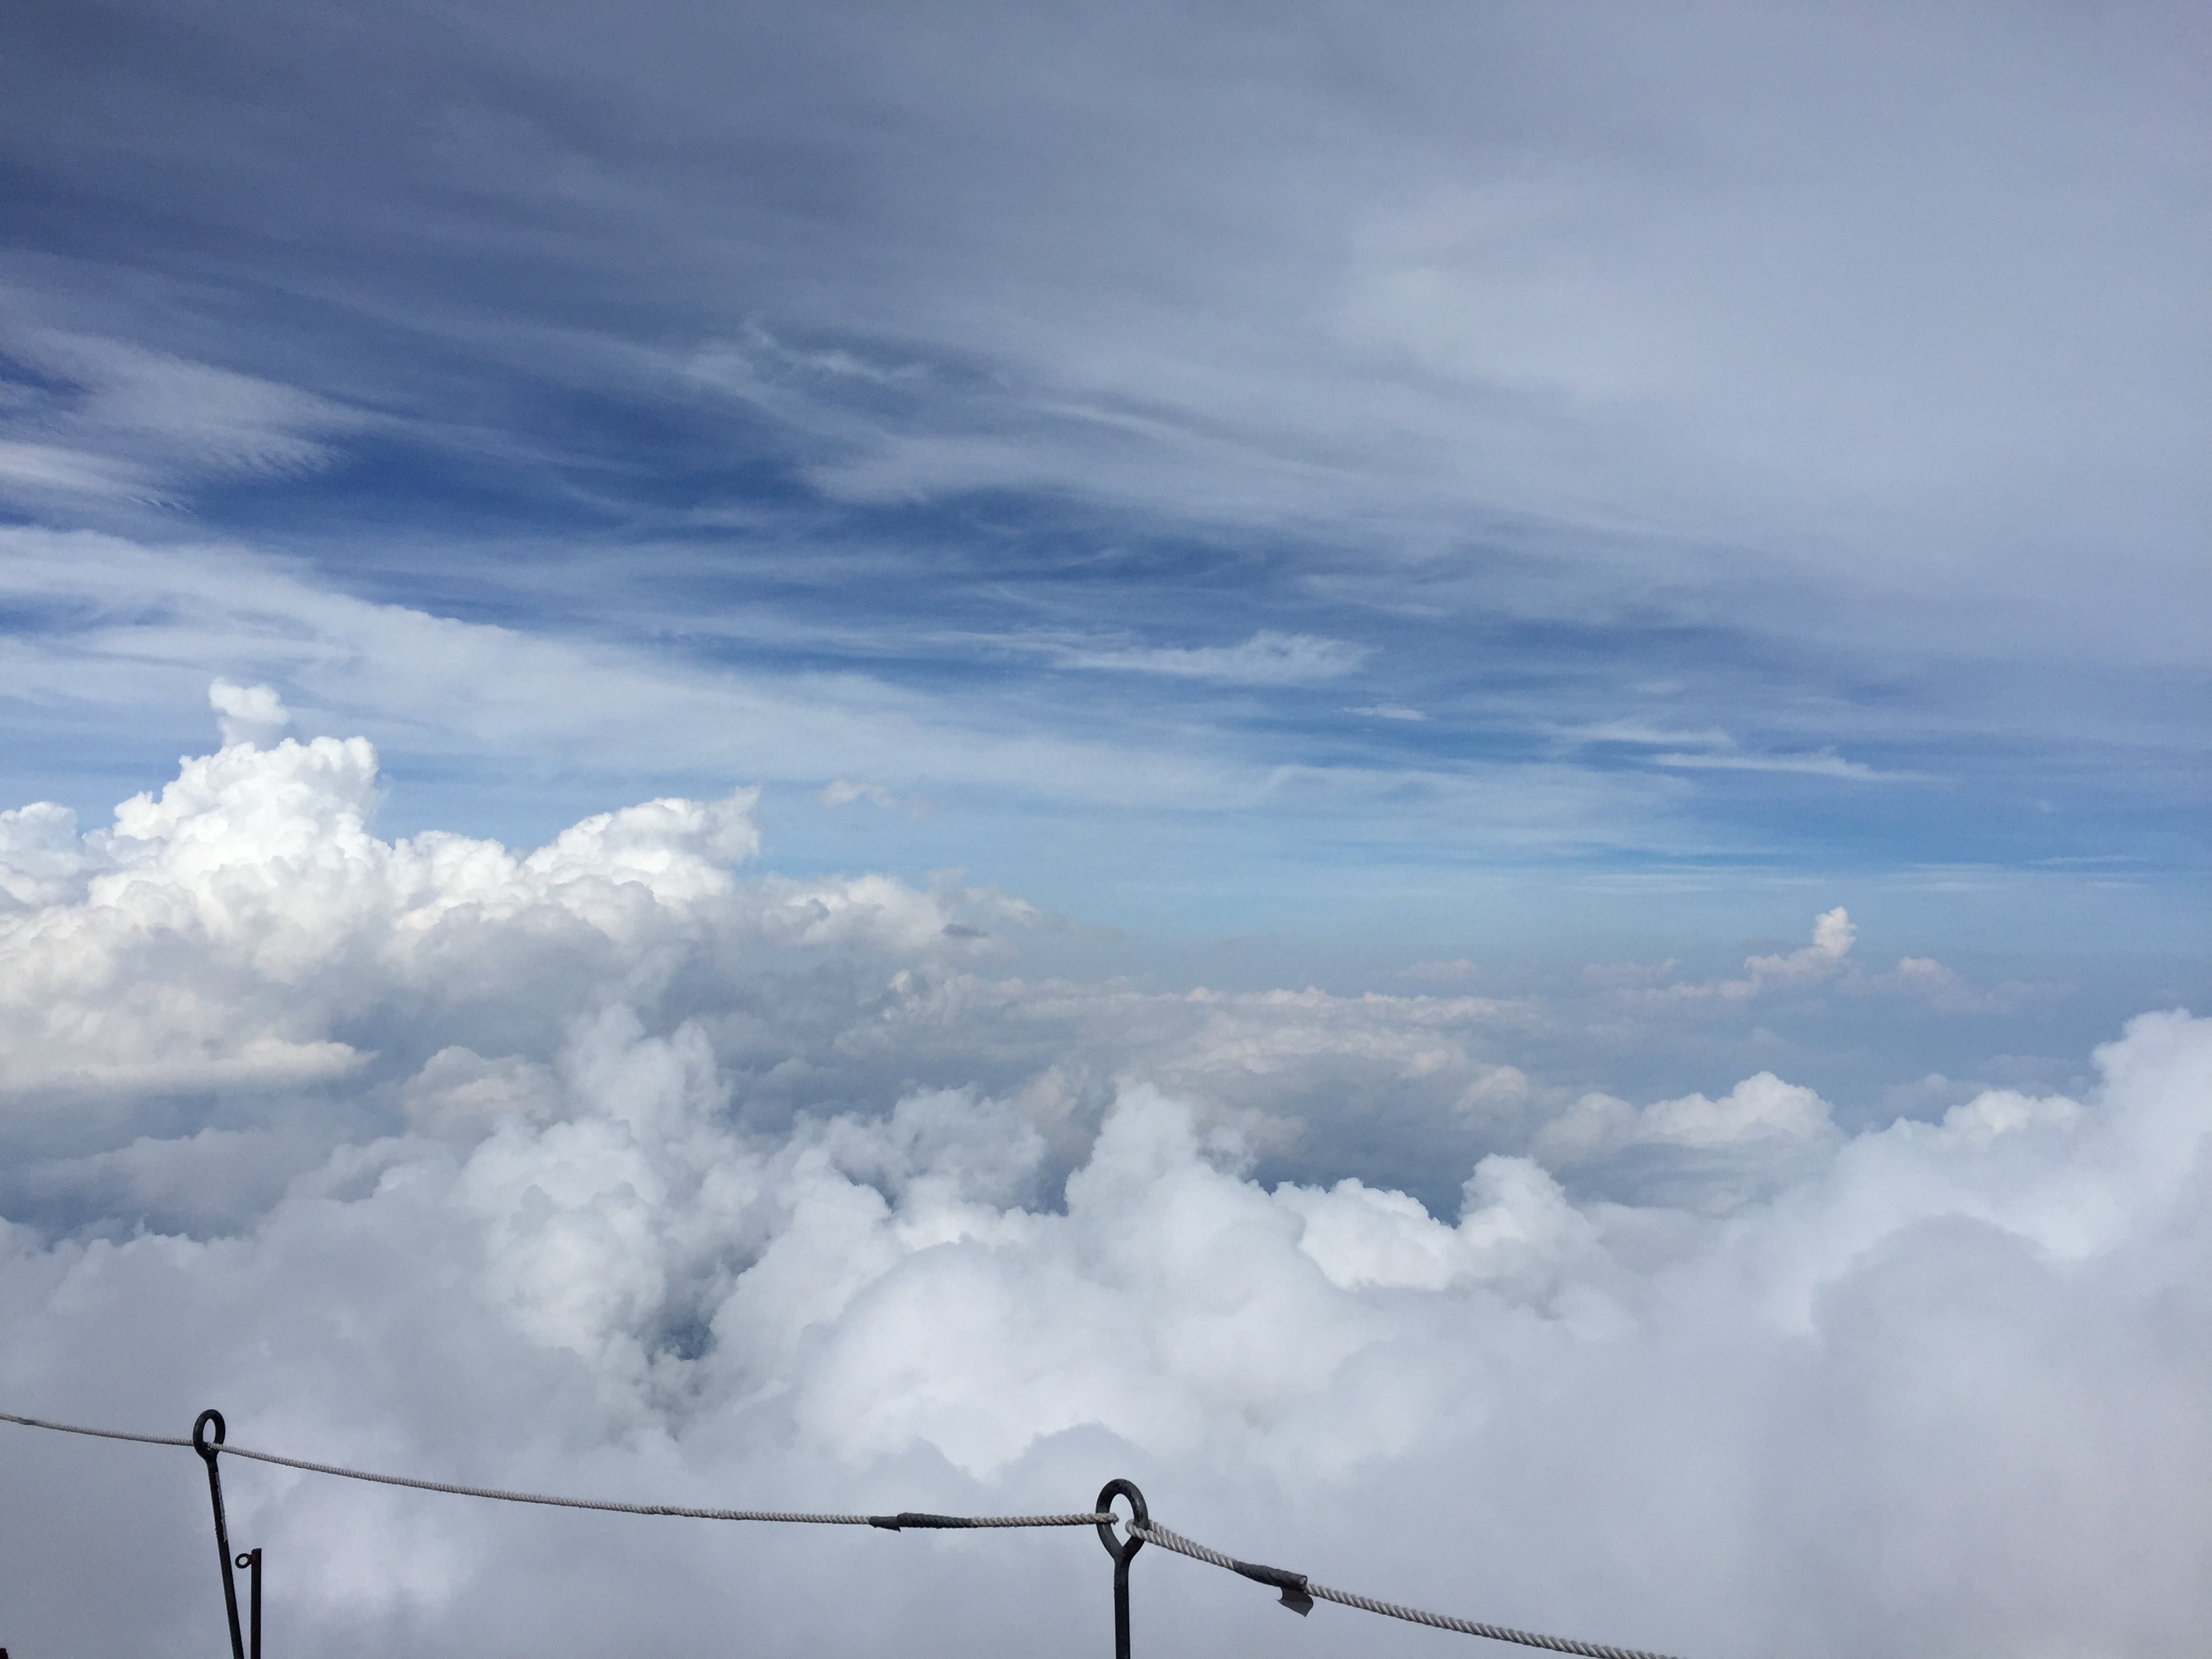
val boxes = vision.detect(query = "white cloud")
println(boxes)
[0,526,1252,810]
[1902,1086,2082,1152]
[1057,631,1370,684]
[1540,1072,1837,1161]
[1605,906,1858,1008]
[821,779,905,811]
[1593,909,2062,1021]
[209,678,293,749]
[1533,1072,1842,1212]
[4,724,2212,1657]
[1652,748,1933,781]
[1565,719,1735,749]
[0,716,780,1111]
[1555,723,1938,784]
[0,527,1694,865]
[0,325,366,516]
[1349,704,1427,721]
[0,438,157,501]
[0,801,91,911]
[1856,955,2062,1017]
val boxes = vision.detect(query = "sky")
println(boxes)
[1,3,2209,1656]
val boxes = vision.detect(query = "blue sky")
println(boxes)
[1,0,2207,1008]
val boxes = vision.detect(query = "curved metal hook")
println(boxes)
[194,1407,227,1463]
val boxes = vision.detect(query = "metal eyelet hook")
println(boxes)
[1095,1479,1147,1659]
[194,1410,259,1659]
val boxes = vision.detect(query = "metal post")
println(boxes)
[238,1547,262,1659]
[1094,1479,1148,1659]
[193,1409,247,1659]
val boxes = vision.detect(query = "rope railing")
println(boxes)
[0,1408,1105,1528]
[1,1406,1683,1659]
[1134,1519,1680,1659]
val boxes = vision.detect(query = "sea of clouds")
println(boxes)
[3,689,2209,1658]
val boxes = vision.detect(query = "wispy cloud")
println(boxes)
[0,527,1719,917]
[0,325,366,517]
[1565,719,1736,749]
[1054,630,1370,685]
[1349,703,1428,721]
[821,779,902,809]
[1653,748,1939,782]
[1556,720,1939,784]
[0,438,158,502]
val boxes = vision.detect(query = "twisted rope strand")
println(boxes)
[1128,1519,1239,1570]
[1,1410,1105,1528]
[1133,1520,1683,1659]
[213,1444,1111,1528]
[0,1409,192,1448]
[1305,1582,1681,1659]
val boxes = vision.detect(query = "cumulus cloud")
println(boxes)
[3,716,2211,1658]
[1589,909,2063,1023]
[1595,907,1857,1008]
[0,801,90,911]
[1753,905,1857,980]
[1532,1072,1842,1212]
[209,679,293,749]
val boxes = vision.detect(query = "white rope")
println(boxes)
[0,1410,1106,1528]
[1133,1520,1685,1659]
[6,1408,1685,1656]
[1129,1519,1240,1570]
[0,1409,191,1448]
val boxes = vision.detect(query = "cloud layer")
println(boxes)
[3,705,2210,1658]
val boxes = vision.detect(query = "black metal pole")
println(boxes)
[193,1410,247,1659]
[239,1547,262,1659]
[1095,1479,1148,1659]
